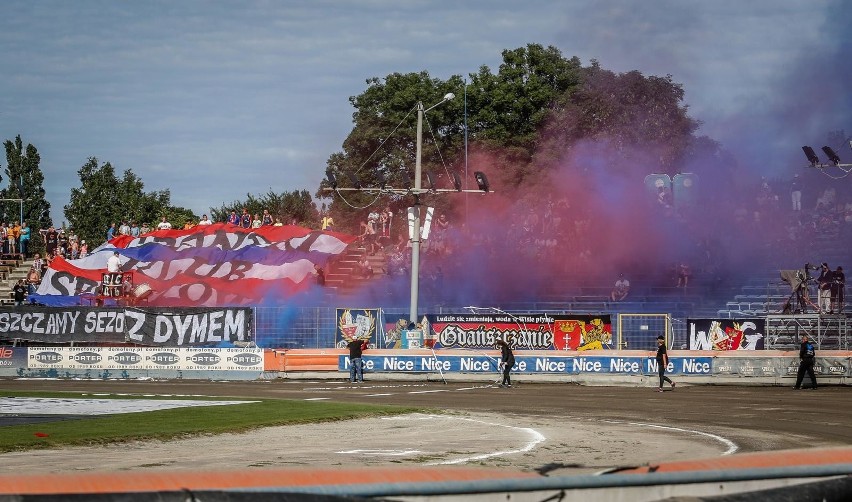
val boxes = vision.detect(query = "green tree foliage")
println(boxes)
[64,157,187,245]
[319,44,585,232]
[2,135,51,253]
[536,62,700,179]
[210,189,319,227]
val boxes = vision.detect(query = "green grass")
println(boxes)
[0,390,423,452]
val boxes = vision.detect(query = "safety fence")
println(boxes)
[252,307,682,350]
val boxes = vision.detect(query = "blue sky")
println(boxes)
[1,1,849,226]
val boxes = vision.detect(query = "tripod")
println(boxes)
[782,279,820,314]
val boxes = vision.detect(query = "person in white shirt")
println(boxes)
[107,251,122,273]
[198,214,213,226]
[156,217,172,231]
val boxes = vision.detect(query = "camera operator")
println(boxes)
[816,263,833,314]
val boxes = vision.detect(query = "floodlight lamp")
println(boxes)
[474,171,490,192]
[802,146,820,167]
[821,146,841,166]
[443,93,455,102]
[346,172,362,189]
[425,171,437,190]
[451,172,462,192]
[326,172,338,189]
[400,170,413,189]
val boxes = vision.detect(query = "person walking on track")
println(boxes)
[656,335,676,392]
[496,338,515,388]
[794,334,817,390]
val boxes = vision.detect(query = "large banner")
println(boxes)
[688,319,765,350]
[336,308,377,347]
[339,353,713,376]
[425,313,613,350]
[0,307,252,346]
[32,224,357,307]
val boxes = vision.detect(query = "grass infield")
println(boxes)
[0,390,424,452]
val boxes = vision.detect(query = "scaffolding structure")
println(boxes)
[766,314,849,350]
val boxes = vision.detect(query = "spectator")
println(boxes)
[18,221,30,257]
[227,210,240,225]
[358,255,374,278]
[79,240,88,258]
[261,209,273,226]
[156,216,172,231]
[676,262,691,288]
[198,214,213,226]
[130,221,140,237]
[611,274,630,301]
[832,266,845,314]
[119,221,130,236]
[240,208,251,228]
[321,212,335,231]
[251,213,262,228]
[790,174,802,212]
[7,222,19,255]
[13,279,27,306]
[106,223,116,241]
[817,263,833,313]
[140,222,151,235]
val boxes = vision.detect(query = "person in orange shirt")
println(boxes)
[7,222,20,255]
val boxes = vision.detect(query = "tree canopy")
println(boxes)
[2,135,51,252]
[317,44,722,233]
[64,157,188,246]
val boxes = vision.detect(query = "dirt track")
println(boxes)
[0,379,849,475]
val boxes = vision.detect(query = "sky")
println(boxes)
[1,0,850,227]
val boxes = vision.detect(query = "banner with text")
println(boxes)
[427,313,613,350]
[688,318,765,350]
[0,307,252,346]
[27,347,264,371]
[339,354,712,375]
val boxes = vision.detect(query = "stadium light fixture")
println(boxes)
[802,146,820,167]
[451,172,462,192]
[474,171,490,192]
[346,172,362,189]
[425,171,437,191]
[325,172,338,189]
[822,146,841,166]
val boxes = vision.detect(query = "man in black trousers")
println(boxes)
[496,338,515,388]
[794,334,817,390]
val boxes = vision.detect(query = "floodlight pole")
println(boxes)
[410,101,425,324]
[409,94,454,324]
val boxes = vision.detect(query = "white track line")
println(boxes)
[415,414,546,465]
[603,420,739,455]
[364,393,393,397]
[408,390,449,394]
[303,397,330,401]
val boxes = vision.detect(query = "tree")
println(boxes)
[64,157,187,245]
[2,135,51,253]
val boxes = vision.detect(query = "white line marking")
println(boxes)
[364,393,393,397]
[408,390,449,394]
[421,414,546,465]
[303,398,331,401]
[603,420,739,455]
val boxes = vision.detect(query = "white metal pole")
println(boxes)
[410,102,424,324]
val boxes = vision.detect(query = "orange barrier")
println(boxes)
[0,466,536,495]
[618,446,852,474]
[263,349,343,372]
